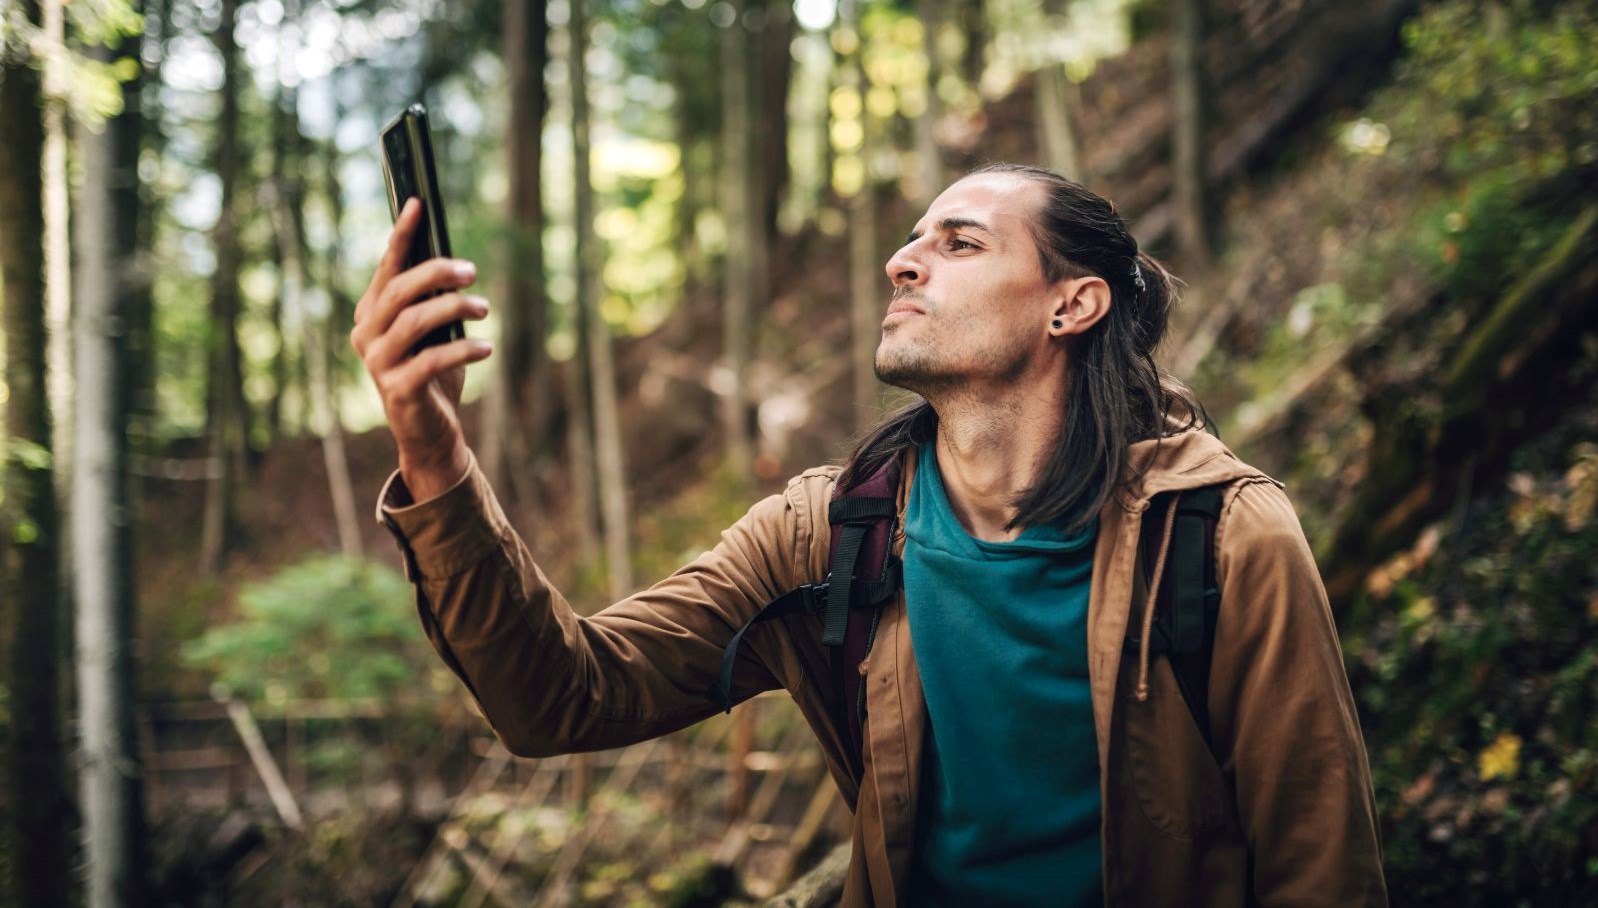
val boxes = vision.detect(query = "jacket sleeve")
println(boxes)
[1208,479,1389,907]
[375,452,818,758]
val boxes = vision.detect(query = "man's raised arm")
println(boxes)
[351,200,815,757]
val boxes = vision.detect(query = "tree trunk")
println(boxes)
[720,0,755,482]
[570,0,631,598]
[1035,0,1082,180]
[126,0,166,451]
[914,0,945,205]
[1171,0,1213,262]
[958,0,986,91]
[484,0,550,511]
[200,0,246,575]
[43,0,73,626]
[271,6,362,560]
[72,33,151,906]
[846,0,880,432]
[759,0,794,237]
[0,0,73,900]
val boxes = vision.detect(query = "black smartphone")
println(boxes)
[379,103,465,354]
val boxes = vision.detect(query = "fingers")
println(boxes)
[361,197,420,312]
[351,255,476,356]
[382,337,494,401]
[364,292,490,371]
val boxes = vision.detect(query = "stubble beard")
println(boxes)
[875,293,1033,399]
[874,290,947,395]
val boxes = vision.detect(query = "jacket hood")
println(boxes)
[1120,428,1278,507]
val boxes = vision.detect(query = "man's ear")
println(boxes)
[1049,275,1112,337]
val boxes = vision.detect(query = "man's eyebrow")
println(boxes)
[905,217,996,245]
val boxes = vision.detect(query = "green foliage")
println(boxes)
[181,554,436,710]
[1396,0,1597,182]
[1348,433,1598,904]
[631,463,771,601]
[1199,5,1598,897]
[1359,0,1598,298]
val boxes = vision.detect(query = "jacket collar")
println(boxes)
[894,427,1275,526]
[1121,429,1278,506]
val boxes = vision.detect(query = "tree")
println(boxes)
[72,26,151,904]
[914,0,945,205]
[957,0,985,89]
[1171,0,1213,261]
[1035,0,1082,179]
[844,0,880,432]
[720,0,756,481]
[757,0,795,238]
[570,0,631,598]
[482,0,550,510]
[199,0,246,574]
[271,0,361,560]
[1,2,73,903]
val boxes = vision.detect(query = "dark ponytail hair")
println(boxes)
[838,163,1204,534]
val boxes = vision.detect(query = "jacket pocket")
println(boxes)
[1120,654,1233,839]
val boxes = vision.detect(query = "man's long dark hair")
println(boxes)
[837,163,1205,534]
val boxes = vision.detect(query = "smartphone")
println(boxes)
[379,103,465,355]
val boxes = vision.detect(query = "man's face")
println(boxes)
[875,173,1057,394]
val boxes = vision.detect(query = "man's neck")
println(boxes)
[929,379,1065,543]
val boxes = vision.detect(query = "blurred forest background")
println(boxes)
[1,0,1596,904]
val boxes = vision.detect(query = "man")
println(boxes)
[350,164,1388,906]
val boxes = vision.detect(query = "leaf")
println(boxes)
[1478,732,1522,781]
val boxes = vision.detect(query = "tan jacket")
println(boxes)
[377,429,1388,906]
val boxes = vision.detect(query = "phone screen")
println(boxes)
[380,104,463,353]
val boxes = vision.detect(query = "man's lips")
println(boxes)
[885,300,925,317]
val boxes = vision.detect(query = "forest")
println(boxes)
[1,0,1596,904]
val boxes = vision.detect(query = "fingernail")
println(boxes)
[471,339,493,355]
[468,295,489,314]
[454,261,476,282]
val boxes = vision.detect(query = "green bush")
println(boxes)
[1348,432,1598,904]
[182,554,437,711]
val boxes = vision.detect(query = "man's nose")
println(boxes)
[884,243,926,288]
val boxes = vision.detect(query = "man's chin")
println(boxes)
[874,353,937,392]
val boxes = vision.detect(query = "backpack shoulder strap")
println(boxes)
[1134,483,1226,750]
[831,459,901,774]
[707,458,902,779]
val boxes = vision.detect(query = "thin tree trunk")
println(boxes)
[270,23,362,560]
[485,0,550,510]
[72,33,150,904]
[759,0,794,237]
[1036,0,1082,180]
[570,0,633,600]
[846,0,880,432]
[562,352,602,570]
[958,0,986,91]
[0,0,72,900]
[43,0,73,618]
[720,0,755,482]
[914,0,944,205]
[320,101,356,357]
[559,13,601,579]
[1171,0,1213,261]
[201,0,245,575]
[127,0,166,448]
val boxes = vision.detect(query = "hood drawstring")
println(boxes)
[1135,492,1181,702]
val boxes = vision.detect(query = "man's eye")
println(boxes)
[948,238,977,251]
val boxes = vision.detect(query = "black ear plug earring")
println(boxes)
[1052,319,1064,330]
